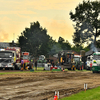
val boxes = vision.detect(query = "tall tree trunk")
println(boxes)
[94,28,97,47]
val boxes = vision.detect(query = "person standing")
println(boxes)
[35,60,37,70]
[21,58,24,71]
[52,61,54,67]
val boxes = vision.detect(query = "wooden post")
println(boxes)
[84,83,87,92]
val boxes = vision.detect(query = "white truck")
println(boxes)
[92,52,100,73]
[86,55,93,70]
[0,49,16,70]
[37,55,47,67]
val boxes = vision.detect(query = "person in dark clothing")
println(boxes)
[52,61,54,67]
[35,61,37,70]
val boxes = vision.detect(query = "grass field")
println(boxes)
[59,86,100,100]
[0,67,91,75]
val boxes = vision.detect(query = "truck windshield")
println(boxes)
[93,55,100,60]
[23,55,28,60]
[0,52,13,58]
[74,57,80,61]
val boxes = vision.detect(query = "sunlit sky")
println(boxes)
[0,0,96,45]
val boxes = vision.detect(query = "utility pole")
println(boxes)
[13,33,15,41]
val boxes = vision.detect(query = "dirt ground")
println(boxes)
[0,70,100,100]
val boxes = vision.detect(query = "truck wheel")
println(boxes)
[90,67,92,71]
[11,66,15,70]
[67,68,71,70]
[74,67,76,71]
[77,65,80,70]
[93,71,95,73]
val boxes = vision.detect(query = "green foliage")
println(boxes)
[49,42,62,55]
[58,36,71,50]
[71,44,84,53]
[17,21,53,57]
[49,37,71,55]
[96,40,100,48]
[70,0,100,47]
[59,86,100,100]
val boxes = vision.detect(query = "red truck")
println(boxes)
[22,52,32,69]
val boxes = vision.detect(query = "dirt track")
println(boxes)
[0,71,100,100]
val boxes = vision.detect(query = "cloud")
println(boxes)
[0,10,36,15]
[0,0,83,43]
[43,18,74,43]
[0,29,10,42]
[26,0,79,10]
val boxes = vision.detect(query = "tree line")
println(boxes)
[17,0,100,58]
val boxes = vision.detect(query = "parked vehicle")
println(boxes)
[85,55,93,70]
[58,51,76,70]
[5,47,21,69]
[74,54,84,70]
[92,52,100,73]
[37,55,47,67]
[0,49,16,70]
[22,52,32,69]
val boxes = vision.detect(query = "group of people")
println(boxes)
[48,60,61,69]
[20,57,62,71]
[20,58,38,71]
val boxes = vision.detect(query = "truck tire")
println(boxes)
[67,68,71,70]
[78,65,81,70]
[15,65,17,70]
[93,71,95,73]
[73,67,76,70]
[11,66,15,70]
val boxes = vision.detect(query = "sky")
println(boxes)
[0,0,96,45]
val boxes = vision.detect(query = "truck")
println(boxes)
[58,51,84,70]
[37,55,47,67]
[73,54,84,70]
[85,55,93,70]
[58,51,76,70]
[5,47,21,69]
[92,52,100,73]
[0,49,16,70]
[22,52,32,69]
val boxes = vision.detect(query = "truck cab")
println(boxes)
[86,55,93,70]
[92,52,100,73]
[73,55,84,70]
[0,50,16,70]
[59,52,76,70]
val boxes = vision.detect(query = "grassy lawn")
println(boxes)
[59,86,100,100]
[0,67,91,75]
[0,67,50,75]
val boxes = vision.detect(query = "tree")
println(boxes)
[58,36,71,50]
[49,42,62,56]
[58,36,65,44]
[71,44,84,53]
[69,0,100,47]
[17,21,52,57]
[96,40,100,48]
